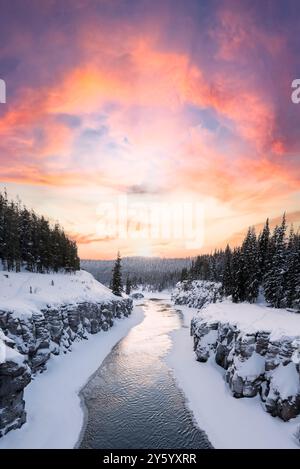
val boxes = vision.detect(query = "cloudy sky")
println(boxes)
[0,0,299,259]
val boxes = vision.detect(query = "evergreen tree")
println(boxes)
[258,218,270,281]
[180,267,188,281]
[19,207,35,271]
[193,256,202,279]
[264,215,287,308]
[285,226,299,308]
[188,260,195,279]
[209,252,218,282]
[175,213,299,311]
[223,245,233,296]
[231,248,245,302]
[125,277,132,295]
[0,190,79,273]
[111,251,123,296]
[241,227,259,302]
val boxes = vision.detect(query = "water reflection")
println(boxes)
[79,299,212,449]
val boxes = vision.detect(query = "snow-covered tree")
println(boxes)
[111,252,123,296]
[264,215,287,308]
[258,218,270,281]
[241,227,259,303]
[125,277,132,295]
[223,245,233,297]
[0,190,80,273]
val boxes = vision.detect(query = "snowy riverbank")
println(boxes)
[0,305,144,449]
[166,304,300,449]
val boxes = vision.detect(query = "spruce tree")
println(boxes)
[258,218,270,282]
[194,256,202,279]
[242,227,259,302]
[223,244,233,296]
[111,251,123,296]
[231,247,245,302]
[264,215,287,308]
[180,267,188,281]
[0,190,79,274]
[125,277,131,295]
[285,226,299,309]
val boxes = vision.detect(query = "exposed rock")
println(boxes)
[0,296,132,437]
[0,354,31,437]
[191,314,300,421]
[130,292,144,299]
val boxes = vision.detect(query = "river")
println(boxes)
[79,298,212,449]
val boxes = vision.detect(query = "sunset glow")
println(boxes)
[0,0,299,259]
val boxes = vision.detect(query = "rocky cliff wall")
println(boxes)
[191,314,300,422]
[0,297,132,437]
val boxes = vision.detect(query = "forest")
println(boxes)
[183,215,300,310]
[81,256,191,291]
[0,191,80,273]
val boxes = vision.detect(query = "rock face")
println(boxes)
[130,292,144,299]
[191,315,300,421]
[172,280,223,309]
[0,297,132,437]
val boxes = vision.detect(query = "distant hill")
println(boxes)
[81,256,192,291]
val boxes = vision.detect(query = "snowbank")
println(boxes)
[0,306,144,449]
[193,300,300,341]
[0,270,120,317]
[0,270,133,438]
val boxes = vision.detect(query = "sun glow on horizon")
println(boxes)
[135,243,154,258]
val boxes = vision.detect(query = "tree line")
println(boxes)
[82,256,190,291]
[0,191,80,273]
[181,215,299,310]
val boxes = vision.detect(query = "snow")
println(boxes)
[200,329,218,347]
[233,352,265,379]
[172,280,223,309]
[0,306,144,449]
[194,300,300,341]
[0,270,121,317]
[166,304,300,449]
[270,363,300,400]
[0,338,25,365]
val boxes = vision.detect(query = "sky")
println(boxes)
[0,0,299,259]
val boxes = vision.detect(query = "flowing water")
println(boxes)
[79,298,212,449]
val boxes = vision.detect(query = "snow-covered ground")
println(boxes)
[0,270,119,317]
[166,304,300,449]
[193,300,300,341]
[0,306,144,449]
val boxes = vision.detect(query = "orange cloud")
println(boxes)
[0,16,298,229]
[68,232,116,244]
